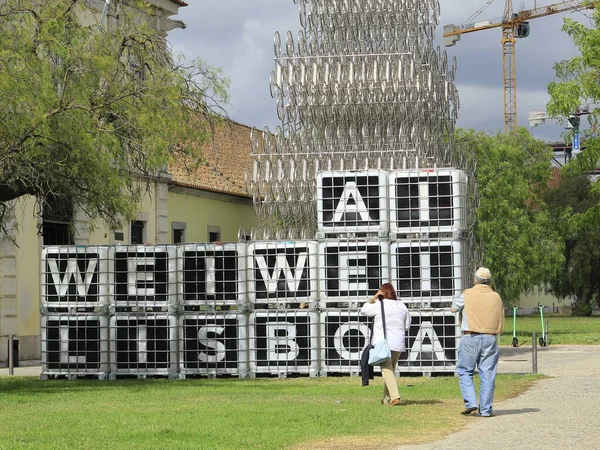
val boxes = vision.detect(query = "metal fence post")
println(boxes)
[8,335,14,376]
[532,331,537,374]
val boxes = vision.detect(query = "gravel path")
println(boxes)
[399,345,600,450]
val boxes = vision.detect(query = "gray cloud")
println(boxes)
[168,1,587,142]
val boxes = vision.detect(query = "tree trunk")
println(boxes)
[571,294,593,316]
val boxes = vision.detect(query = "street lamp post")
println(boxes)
[567,114,581,158]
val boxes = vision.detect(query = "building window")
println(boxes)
[42,196,74,245]
[172,221,186,244]
[207,225,221,243]
[173,228,184,244]
[131,220,146,244]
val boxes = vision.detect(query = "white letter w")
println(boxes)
[48,259,98,297]
[255,253,308,293]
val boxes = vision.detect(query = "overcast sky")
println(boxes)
[168,0,594,142]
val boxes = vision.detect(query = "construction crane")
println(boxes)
[443,1,596,133]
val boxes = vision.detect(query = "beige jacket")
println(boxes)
[461,284,504,335]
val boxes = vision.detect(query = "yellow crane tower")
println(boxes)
[443,0,596,133]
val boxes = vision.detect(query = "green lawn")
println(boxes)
[5,315,597,449]
[0,374,538,450]
[500,313,600,346]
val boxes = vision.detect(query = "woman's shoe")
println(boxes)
[389,398,402,406]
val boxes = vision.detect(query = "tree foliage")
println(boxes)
[0,0,228,235]
[547,4,600,168]
[544,171,600,315]
[454,128,564,305]
[544,5,600,315]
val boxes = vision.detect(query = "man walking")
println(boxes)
[451,267,504,417]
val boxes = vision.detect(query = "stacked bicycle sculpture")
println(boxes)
[248,0,469,240]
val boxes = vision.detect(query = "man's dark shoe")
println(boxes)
[460,406,478,415]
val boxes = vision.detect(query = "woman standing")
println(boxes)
[360,283,411,406]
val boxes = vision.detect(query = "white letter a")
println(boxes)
[333,182,372,222]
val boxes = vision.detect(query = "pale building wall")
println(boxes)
[0,196,42,360]
[167,189,257,243]
[76,0,184,34]
[83,179,168,246]
[15,198,42,359]
[86,227,112,246]
[517,287,567,310]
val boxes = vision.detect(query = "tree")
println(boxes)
[0,0,228,236]
[547,3,599,168]
[454,128,564,305]
[544,5,600,315]
[543,171,600,315]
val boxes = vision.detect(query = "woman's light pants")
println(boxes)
[380,350,401,403]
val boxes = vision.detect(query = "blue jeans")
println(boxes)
[456,334,499,416]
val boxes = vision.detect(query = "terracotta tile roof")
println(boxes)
[168,0,188,6]
[169,120,259,198]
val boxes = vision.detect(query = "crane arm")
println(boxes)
[517,0,596,21]
[443,18,502,38]
[443,0,596,39]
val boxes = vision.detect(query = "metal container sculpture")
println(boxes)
[248,0,473,241]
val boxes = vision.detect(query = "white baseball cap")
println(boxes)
[475,267,491,280]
